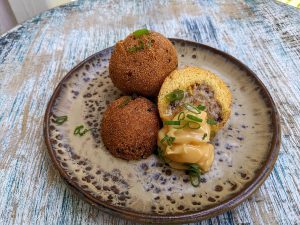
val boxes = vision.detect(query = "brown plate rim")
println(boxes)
[43,38,281,224]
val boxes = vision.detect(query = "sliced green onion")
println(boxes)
[139,40,144,49]
[74,125,90,136]
[202,133,208,140]
[173,121,200,129]
[167,136,175,145]
[128,46,138,52]
[118,96,132,108]
[165,89,184,103]
[74,125,83,135]
[160,135,169,145]
[160,135,175,146]
[187,114,203,123]
[155,147,164,160]
[185,163,202,187]
[189,173,200,187]
[155,147,170,163]
[54,115,68,125]
[163,120,181,125]
[188,163,200,171]
[185,163,201,174]
[177,112,185,121]
[188,121,201,129]
[128,40,145,52]
[184,103,201,114]
[197,105,206,111]
[207,118,217,125]
[173,122,189,129]
[133,28,150,38]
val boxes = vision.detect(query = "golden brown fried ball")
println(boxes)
[109,31,178,97]
[101,96,160,160]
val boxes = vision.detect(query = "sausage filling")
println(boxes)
[168,83,222,122]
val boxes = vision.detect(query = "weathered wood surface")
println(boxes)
[0,0,299,224]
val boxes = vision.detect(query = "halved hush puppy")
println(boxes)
[158,66,232,134]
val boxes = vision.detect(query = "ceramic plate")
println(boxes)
[44,39,280,224]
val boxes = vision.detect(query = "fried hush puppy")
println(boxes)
[109,29,178,97]
[101,96,160,160]
[158,66,232,134]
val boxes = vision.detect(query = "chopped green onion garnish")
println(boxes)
[189,173,200,187]
[158,147,164,160]
[128,40,145,52]
[202,133,208,140]
[189,163,200,171]
[160,135,175,146]
[155,147,170,163]
[187,114,203,123]
[128,46,138,52]
[185,163,200,174]
[160,135,168,144]
[163,120,181,125]
[207,118,217,125]
[173,122,189,129]
[184,103,201,114]
[155,147,164,160]
[168,137,175,145]
[173,121,200,129]
[197,105,206,111]
[177,112,185,121]
[139,40,144,49]
[74,125,90,136]
[133,28,150,38]
[185,163,202,187]
[53,115,68,125]
[166,89,184,103]
[188,121,201,129]
[118,96,132,108]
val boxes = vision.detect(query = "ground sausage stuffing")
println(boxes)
[168,83,222,122]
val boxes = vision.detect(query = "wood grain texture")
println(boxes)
[0,0,299,224]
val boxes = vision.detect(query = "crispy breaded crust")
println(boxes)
[109,31,178,97]
[158,66,232,132]
[101,96,160,160]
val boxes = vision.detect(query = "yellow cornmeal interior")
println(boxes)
[158,66,232,133]
[158,110,214,172]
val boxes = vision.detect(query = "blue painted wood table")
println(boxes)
[0,0,299,224]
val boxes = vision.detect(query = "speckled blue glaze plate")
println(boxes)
[44,39,280,224]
